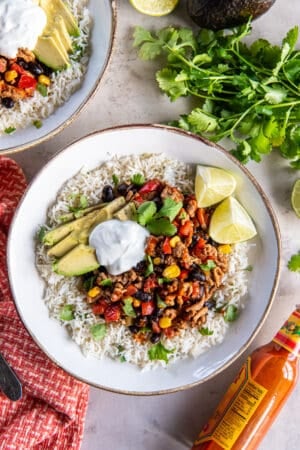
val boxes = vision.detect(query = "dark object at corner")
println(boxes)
[187,0,276,30]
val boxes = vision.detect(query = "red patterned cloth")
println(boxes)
[0,156,89,450]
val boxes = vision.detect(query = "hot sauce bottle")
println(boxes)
[191,306,300,450]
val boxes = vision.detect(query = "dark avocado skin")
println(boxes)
[187,0,276,30]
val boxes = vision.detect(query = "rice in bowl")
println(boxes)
[0,0,91,135]
[36,153,250,369]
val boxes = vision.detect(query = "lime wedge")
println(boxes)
[129,0,179,16]
[209,196,257,244]
[291,179,300,218]
[195,165,237,208]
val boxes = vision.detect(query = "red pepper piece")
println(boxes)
[125,284,138,296]
[104,305,121,322]
[179,220,194,237]
[141,300,155,316]
[18,74,37,89]
[193,237,207,257]
[139,179,161,195]
[92,300,108,316]
[179,269,189,280]
[162,237,172,254]
[143,276,158,292]
[10,63,26,75]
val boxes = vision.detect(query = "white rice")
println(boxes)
[0,0,90,134]
[36,154,250,369]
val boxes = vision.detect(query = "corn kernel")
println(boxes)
[4,70,18,83]
[162,264,181,279]
[159,317,172,329]
[38,74,51,86]
[87,286,101,298]
[170,236,181,248]
[218,244,232,254]
[133,299,141,308]
[153,257,161,265]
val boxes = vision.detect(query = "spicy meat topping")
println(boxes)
[82,178,230,344]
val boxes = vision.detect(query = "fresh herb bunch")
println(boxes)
[133,20,300,168]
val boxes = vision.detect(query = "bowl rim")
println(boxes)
[7,123,282,395]
[0,0,117,156]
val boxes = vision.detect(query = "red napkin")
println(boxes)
[0,156,89,450]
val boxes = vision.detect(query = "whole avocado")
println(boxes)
[187,0,276,30]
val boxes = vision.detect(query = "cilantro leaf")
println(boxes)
[199,260,216,271]
[137,201,157,226]
[287,253,300,272]
[155,197,183,222]
[122,298,137,318]
[4,127,16,134]
[146,218,177,236]
[100,279,112,287]
[145,255,154,277]
[199,327,214,336]
[90,323,106,340]
[131,173,145,186]
[224,304,239,322]
[37,225,47,243]
[148,342,174,363]
[60,305,74,321]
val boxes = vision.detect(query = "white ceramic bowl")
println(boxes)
[7,125,281,394]
[0,0,115,154]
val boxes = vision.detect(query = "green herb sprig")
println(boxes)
[134,21,300,168]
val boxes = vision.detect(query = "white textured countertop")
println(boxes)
[10,0,300,449]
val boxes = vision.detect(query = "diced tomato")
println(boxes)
[162,237,172,254]
[143,276,158,292]
[10,63,26,75]
[162,327,176,339]
[141,300,155,316]
[179,269,189,280]
[126,284,138,296]
[104,305,121,322]
[18,74,37,89]
[132,192,144,204]
[92,300,108,316]
[179,220,193,237]
[193,237,207,257]
[139,179,161,195]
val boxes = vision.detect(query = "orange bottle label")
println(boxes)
[194,357,267,450]
[273,310,300,357]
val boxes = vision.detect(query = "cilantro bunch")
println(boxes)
[133,20,300,168]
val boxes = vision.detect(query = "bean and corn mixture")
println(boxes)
[82,177,232,344]
[0,49,52,108]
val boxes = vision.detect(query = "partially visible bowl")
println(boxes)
[7,124,281,394]
[0,0,115,155]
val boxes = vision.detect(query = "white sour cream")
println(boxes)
[89,220,150,276]
[0,0,47,58]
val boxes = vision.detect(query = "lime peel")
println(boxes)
[129,0,179,16]
[195,165,237,208]
[291,179,300,218]
[209,196,257,244]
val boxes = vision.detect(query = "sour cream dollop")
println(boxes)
[0,0,47,59]
[89,220,150,276]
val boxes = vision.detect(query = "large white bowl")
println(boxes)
[7,125,281,394]
[0,0,115,154]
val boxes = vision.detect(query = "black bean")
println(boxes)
[204,299,216,310]
[39,62,53,76]
[2,97,14,108]
[190,270,206,282]
[129,325,139,334]
[135,260,147,273]
[135,291,153,302]
[208,237,218,246]
[102,185,114,202]
[152,196,163,209]
[150,333,161,344]
[17,59,29,70]
[117,182,128,196]
[28,61,44,76]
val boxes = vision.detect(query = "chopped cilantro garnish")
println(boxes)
[4,127,16,134]
[199,260,216,271]
[148,342,174,363]
[199,327,214,336]
[122,297,137,317]
[37,83,48,97]
[288,253,300,272]
[33,120,43,129]
[131,173,145,186]
[145,255,154,277]
[112,174,119,186]
[60,305,74,321]
[90,323,107,340]
[37,225,47,243]
[100,279,113,287]
[137,201,157,226]
[224,304,239,322]
[155,197,182,222]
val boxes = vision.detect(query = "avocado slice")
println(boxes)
[47,232,79,258]
[45,15,73,53]
[43,196,126,248]
[53,244,100,276]
[40,0,80,37]
[59,202,107,223]
[34,35,69,71]
[113,202,137,221]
